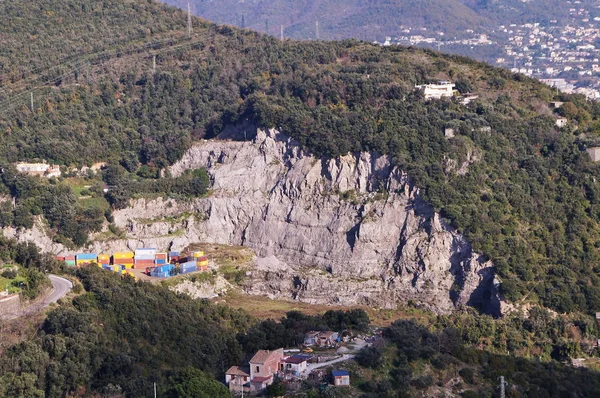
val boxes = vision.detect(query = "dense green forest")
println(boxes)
[2,0,600,314]
[2,268,600,397]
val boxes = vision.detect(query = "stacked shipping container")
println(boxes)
[155,252,167,265]
[179,261,197,274]
[150,264,174,278]
[65,255,76,267]
[113,252,134,267]
[98,254,110,266]
[76,253,98,266]
[135,248,156,269]
[58,248,210,277]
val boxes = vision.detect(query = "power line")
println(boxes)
[187,2,193,36]
[0,34,211,116]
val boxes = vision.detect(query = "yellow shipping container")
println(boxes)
[192,251,204,258]
[197,259,209,267]
[98,254,110,261]
[113,252,134,259]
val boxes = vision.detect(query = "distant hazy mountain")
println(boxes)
[163,0,598,40]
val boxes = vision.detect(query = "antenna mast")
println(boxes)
[187,2,192,36]
[316,20,320,39]
[280,25,284,41]
[30,92,34,112]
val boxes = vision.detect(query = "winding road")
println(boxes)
[0,274,73,320]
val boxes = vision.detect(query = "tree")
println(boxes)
[164,367,232,398]
[266,381,286,397]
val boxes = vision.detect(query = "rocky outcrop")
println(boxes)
[4,126,499,314]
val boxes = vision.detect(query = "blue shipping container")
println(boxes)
[180,267,196,274]
[151,271,170,278]
[155,259,167,265]
[157,264,174,271]
[102,264,113,270]
[77,253,98,260]
[168,251,180,256]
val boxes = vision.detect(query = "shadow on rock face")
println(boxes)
[466,265,501,317]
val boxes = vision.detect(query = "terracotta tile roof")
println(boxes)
[226,366,250,377]
[251,376,272,383]
[249,349,282,364]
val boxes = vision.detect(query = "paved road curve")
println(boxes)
[1,274,73,320]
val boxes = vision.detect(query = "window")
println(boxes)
[256,366,260,373]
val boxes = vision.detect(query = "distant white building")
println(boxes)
[15,162,61,178]
[416,82,457,100]
[556,117,568,128]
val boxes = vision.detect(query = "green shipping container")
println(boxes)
[65,260,76,267]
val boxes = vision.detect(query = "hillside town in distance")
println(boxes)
[380,2,600,100]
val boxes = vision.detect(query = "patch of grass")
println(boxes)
[78,195,110,210]
[218,293,418,327]
[184,243,254,267]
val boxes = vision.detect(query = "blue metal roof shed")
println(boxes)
[332,370,349,377]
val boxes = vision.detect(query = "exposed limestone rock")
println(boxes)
[172,276,234,299]
[4,127,499,315]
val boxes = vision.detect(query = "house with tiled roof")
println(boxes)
[280,354,311,375]
[224,366,250,393]
[225,348,314,392]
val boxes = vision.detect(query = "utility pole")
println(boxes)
[241,14,245,29]
[187,2,192,36]
[499,376,506,398]
[316,20,320,40]
[152,55,156,73]
[153,382,157,398]
[280,24,284,41]
[30,92,34,112]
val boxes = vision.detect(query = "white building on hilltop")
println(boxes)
[416,82,457,100]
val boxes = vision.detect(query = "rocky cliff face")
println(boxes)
[4,127,498,314]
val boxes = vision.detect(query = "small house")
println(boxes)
[304,331,320,346]
[556,117,568,128]
[225,366,250,393]
[332,369,350,386]
[249,348,285,388]
[317,331,339,347]
[280,354,311,374]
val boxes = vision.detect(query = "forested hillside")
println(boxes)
[3,0,600,316]
[3,267,600,396]
[163,0,600,40]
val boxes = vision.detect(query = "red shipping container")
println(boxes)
[155,253,167,260]
[56,256,65,261]
[134,260,155,269]
[65,255,76,260]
